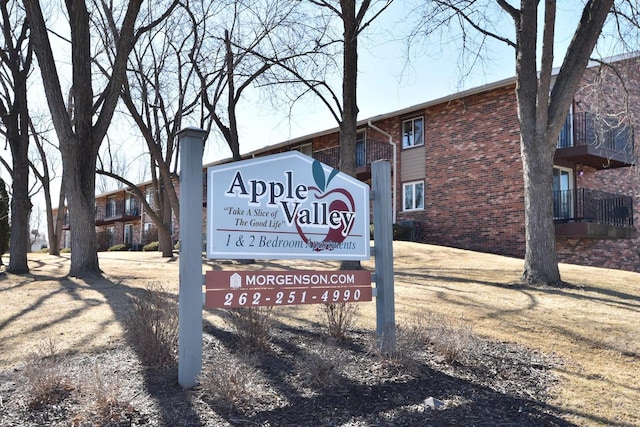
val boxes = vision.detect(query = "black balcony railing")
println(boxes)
[553,189,634,227]
[96,200,140,223]
[313,139,394,170]
[558,112,635,156]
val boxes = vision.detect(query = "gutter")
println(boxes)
[367,120,397,223]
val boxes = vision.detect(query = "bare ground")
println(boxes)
[0,242,639,426]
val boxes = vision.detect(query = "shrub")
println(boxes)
[38,247,50,254]
[296,345,347,388]
[224,307,273,350]
[199,352,268,412]
[125,282,178,366]
[107,243,130,252]
[22,339,74,408]
[373,324,425,371]
[60,247,71,253]
[142,241,159,252]
[72,364,135,426]
[412,311,478,365]
[88,364,134,424]
[320,303,359,339]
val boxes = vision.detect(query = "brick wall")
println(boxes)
[370,85,527,259]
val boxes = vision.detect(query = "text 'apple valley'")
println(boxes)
[225,170,356,236]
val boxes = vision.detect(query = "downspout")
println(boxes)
[367,120,397,223]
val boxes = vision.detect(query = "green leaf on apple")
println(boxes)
[312,160,326,192]
[313,159,340,193]
[326,168,339,188]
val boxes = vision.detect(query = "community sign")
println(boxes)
[206,151,370,260]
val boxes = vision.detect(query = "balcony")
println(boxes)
[95,200,141,225]
[554,189,636,239]
[555,112,635,169]
[312,139,394,180]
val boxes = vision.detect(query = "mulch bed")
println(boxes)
[0,320,572,426]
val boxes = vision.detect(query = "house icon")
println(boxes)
[229,273,242,289]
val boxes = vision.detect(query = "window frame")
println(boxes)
[402,116,425,149]
[106,195,117,218]
[402,180,425,212]
[553,166,574,220]
[145,187,154,206]
[124,223,134,244]
[356,130,367,167]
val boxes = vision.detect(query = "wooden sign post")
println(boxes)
[372,160,395,353]
[177,127,207,389]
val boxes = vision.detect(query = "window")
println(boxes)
[106,196,116,218]
[124,224,134,245]
[402,117,424,148]
[106,226,115,247]
[145,187,154,206]
[557,105,574,148]
[356,131,366,167]
[403,181,424,211]
[553,166,574,220]
[125,194,138,216]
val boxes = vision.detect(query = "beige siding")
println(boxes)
[400,146,426,181]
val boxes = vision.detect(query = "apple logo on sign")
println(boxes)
[294,161,356,252]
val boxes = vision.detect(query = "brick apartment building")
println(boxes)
[55,55,639,272]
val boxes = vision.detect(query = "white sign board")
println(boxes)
[207,152,370,260]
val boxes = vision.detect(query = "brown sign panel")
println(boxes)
[204,270,372,309]
[206,285,372,309]
[205,270,372,290]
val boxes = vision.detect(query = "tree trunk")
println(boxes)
[44,191,58,256]
[7,179,31,273]
[64,139,100,277]
[338,0,361,271]
[159,188,174,257]
[2,17,32,273]
[6,103,31,273]
[158,223,174,257]
[50,181,66,256]
[520,132,561,285]
[338,0,358,178]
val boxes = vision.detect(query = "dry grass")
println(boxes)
[0,244,639,426]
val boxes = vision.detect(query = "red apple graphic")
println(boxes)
[295,185,356,252]
[292,160,359,252]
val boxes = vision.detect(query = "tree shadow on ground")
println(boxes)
[198,319,576,426]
